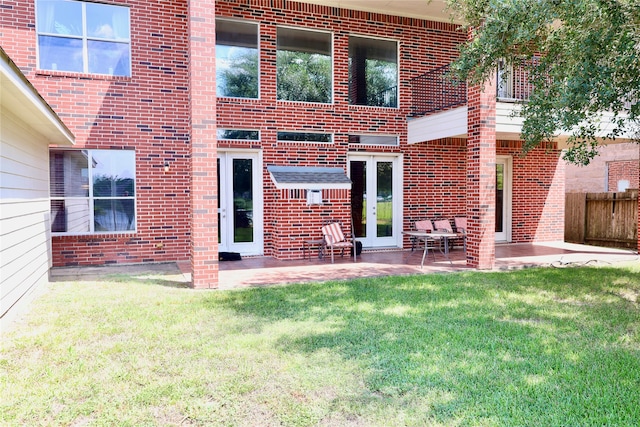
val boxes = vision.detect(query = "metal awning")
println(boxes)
[267,166,352,190]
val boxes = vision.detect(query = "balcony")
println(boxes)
[407,63,533,144]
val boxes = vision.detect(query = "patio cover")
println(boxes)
[267,166,352,190]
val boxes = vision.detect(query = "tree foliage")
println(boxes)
[277,50,332,103]
[446,0,640,164]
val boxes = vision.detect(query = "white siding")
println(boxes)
[407,106,467,144]
[0,109,53,329]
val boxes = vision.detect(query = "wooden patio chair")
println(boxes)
[322,220,356,263]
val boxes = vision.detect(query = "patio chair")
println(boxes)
[322,220,356,263]
[454,217,467,252]
[434,218,466,252]
[413,219,439,262]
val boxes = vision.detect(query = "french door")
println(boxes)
[495,156,512,242]
[349,154,402,248]
[217,151,263,255]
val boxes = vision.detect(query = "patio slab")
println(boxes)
[50,241,638,289]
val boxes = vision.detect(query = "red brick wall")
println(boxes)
[216,0,465,259]
[2,0,567,267]
[1,0,192,267]
[608,160,640,191]
[498,141,565,242]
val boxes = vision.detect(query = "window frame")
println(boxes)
[50,149,137,236]
[217,129,261,141]
[348,134,399,146]
[276,131,333,144]
[215,18,260,99]
[35,0,131,77]
[348,34,399,108]
[276,26,334,104]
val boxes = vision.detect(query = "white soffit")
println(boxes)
[290,0,459,24]
[1,47,74,146]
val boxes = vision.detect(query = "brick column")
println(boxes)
[188,0,218,288]
[466,75,497,269]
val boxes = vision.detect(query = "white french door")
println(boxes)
[349,154,402,248]
[495,156,512,242]
[217,151,263,255]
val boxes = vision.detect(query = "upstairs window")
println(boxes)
[277,27,332,103]
[216,19,259,98]
[349,36,398,107]
[36,0,131,76]
[50,150,136,234]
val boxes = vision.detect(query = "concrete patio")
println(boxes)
[50,242,639,289]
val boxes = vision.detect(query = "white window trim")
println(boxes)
[50,149,137,236]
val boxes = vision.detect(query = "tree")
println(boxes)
[446,0,640,164]
[217,49,259,98]
[277,50,331,103]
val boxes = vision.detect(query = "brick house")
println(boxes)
[1,0,637,289]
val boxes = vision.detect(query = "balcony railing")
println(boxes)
[496,60,535,102]
[370,85,398,108]
[410,64,467,117]
[410,62,537,117]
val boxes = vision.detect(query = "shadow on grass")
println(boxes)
[51,271,191,289]
[203,267,640,425]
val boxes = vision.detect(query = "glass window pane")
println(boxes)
[94,199,135,232]
[86,3,130,40]
[277,27,332,103]
[38,35,83,72]
[50,198,91,233]
[50,150,89,197]
[37,0,82,36]
[217,129,260,140]
[88,40,130,76]
[349,36,398,107]
[216,20,258,98]
[92,150,135,197]
[277,132,332,143]
[348,135,398,146]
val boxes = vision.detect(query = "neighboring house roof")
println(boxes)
[267,166,352,190]
[0,46,74,146]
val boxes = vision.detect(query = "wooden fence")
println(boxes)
[565,189,638,249]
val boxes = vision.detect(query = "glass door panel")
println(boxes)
[349,155,400,248]
[376,161,393,238]
[495,157,510,242]
[496,162,504,234]
[218,152,262,255]
[232,158,253,243]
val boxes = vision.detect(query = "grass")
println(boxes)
[2,265,639,426]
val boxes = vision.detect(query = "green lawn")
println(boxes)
[2,265,639,426]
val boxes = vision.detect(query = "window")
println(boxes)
[50,150,136,234]
[348,135,398,146]
[36,0,131,76]
[277,27,332,103]
[216,19,259,98]
[217,129,260,141]
[277,132,332,143]
[349,36,398,107]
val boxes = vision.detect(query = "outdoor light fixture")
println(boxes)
[164,162,170,173]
